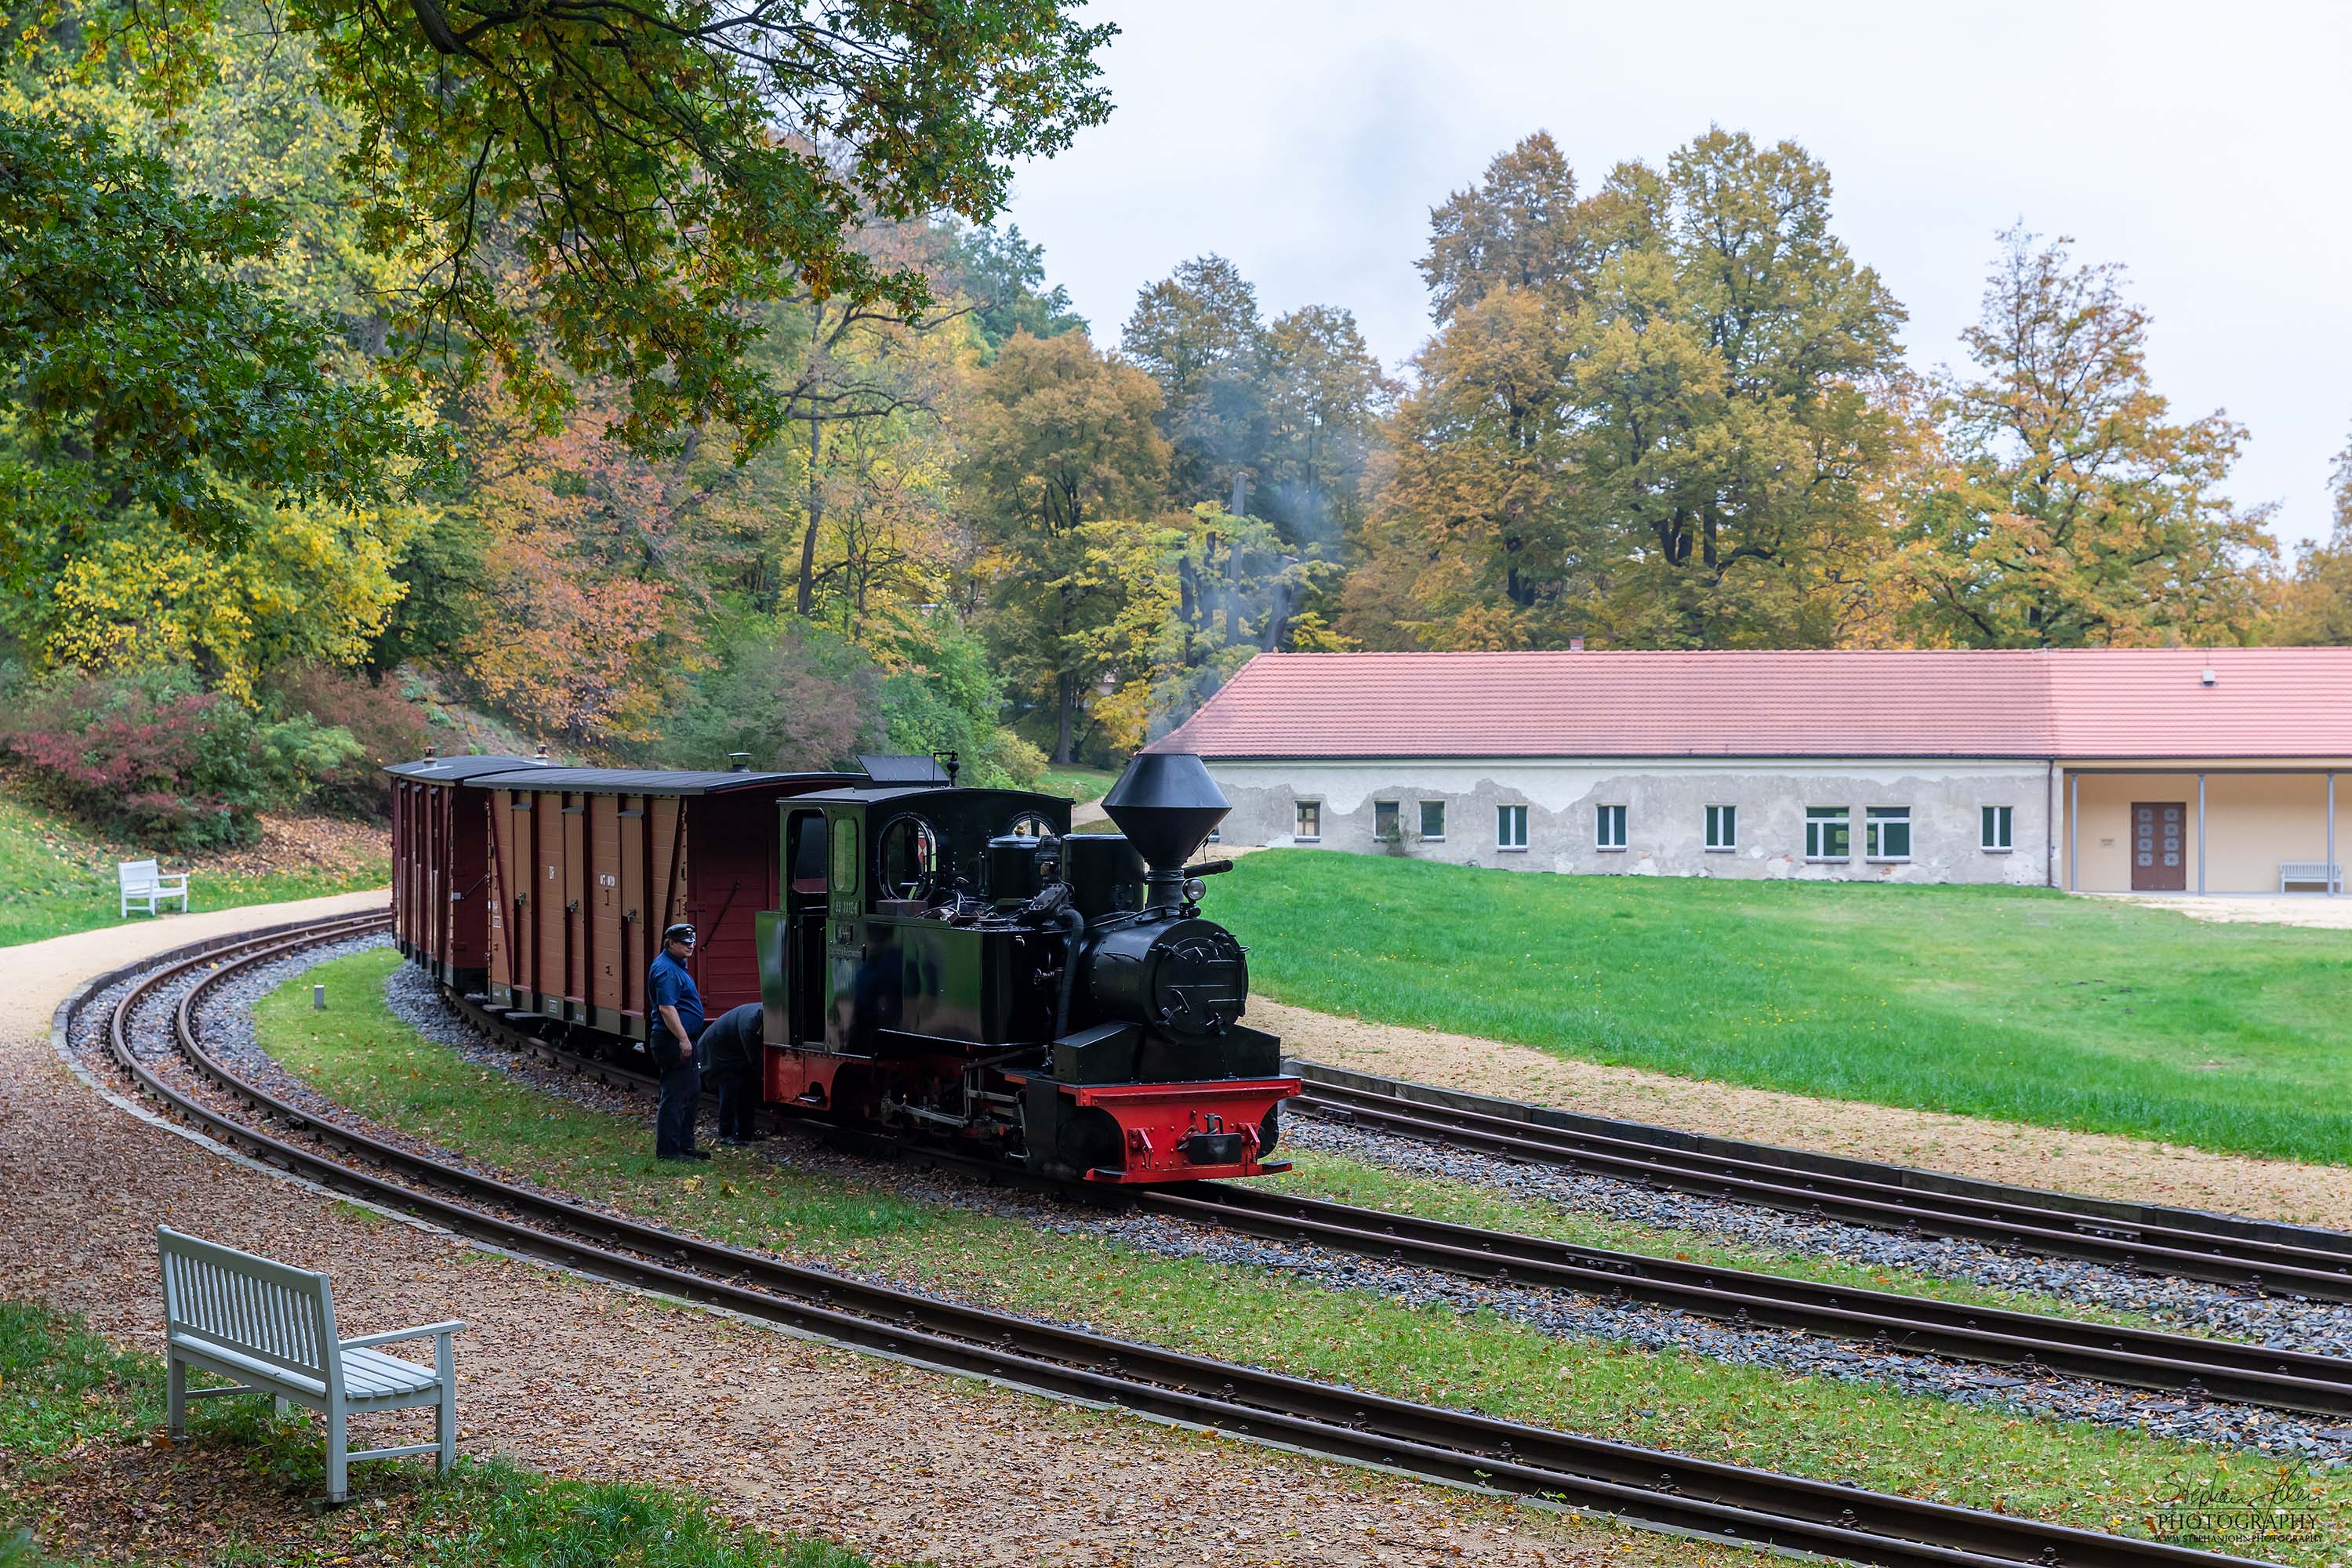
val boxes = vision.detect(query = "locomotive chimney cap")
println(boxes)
[1102,753,1229,875]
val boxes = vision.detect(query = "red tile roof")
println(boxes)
[1149,648,2352,760]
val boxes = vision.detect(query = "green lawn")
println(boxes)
[0,1299,876,1567]
[238,949,2350,1561]
[1036,764,1117,804]
[0,792,387,949]
[1215,851,2352,1164]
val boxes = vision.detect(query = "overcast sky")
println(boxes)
[1000,1,2351,551]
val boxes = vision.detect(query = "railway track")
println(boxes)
[1290,1064,2352,1303]
[452,985,2352,1421]
[67,917,2303,1568]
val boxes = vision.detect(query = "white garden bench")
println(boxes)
[119,859,191,917]
[158,1227,463,1502]
[2278,860,2343,894]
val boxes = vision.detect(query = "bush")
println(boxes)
[655,620,879,771]
[878,625,1044,789]
[260,662,430,815]
[0,668,361,850]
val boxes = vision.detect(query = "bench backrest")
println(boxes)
[157,1227,339,1388]
[120,859,161,892]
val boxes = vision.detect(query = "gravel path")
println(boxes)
[1254,997,2352,1232]
[344,949,2352,1467]
[9,901,1724,1568]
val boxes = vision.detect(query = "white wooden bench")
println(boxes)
[2278,860,2343,894]
[119,859,191,917]
[158,1227,463,1502]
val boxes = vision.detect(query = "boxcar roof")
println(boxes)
[451,766,859,797]
[789,785,1068,808]
[383,754,540,781]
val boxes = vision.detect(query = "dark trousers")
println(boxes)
[712,1070,755,1141]
[655,1051,702,1157]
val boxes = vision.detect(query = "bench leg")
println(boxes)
[166,1356,187,1438]
[326,1404,348,1504]
[436,1334,456,1474]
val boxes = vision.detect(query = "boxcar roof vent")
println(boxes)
[532,743,550,764]
[728,753,752,771]
[858,753,951,785]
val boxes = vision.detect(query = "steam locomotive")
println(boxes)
[385,750,1298,1184]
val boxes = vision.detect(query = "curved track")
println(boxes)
[68,914,2297,1568]
[456,989,2352,1420]
[1291,1063,2352,1302]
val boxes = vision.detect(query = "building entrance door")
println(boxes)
[2130,801,2187,891]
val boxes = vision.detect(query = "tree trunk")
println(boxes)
[796,415,824,617]
[1053,671,1076,764]
[1229,466,1250,517]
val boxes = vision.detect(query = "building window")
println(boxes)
[1865,806,1911,862]
[1497,804,1528,851]
[1805,807,1850,862]
[1704,804,1737,851]
[1982,805,2013,852]
[1419,800,1446,841]
[1374,800,1400,841]
[1595,804,1627,851]
[1294,800,1322,842]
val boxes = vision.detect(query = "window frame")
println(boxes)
[1293,799,1323,844]
[1373,800,1401,842]
[1864,805,1912,863]
[1595,803,1628,852]
[1704,804,1737,852]
[1496,803,1529,852]
[1418,800,1446,842]
[1804,806,1851,862]
[1981,804,2013,853]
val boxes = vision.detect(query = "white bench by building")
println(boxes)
[2280,860,2343,895]
[158,1227,463,1502]
[118,859,191,918]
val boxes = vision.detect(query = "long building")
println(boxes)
[1153,648,2352,895]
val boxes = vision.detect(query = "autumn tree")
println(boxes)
[957,331,1170,761]
[1354,129,1905,651]
[1893,229,2273,647]
[1259,305,1396,549]
[2259,433,2352,645]
[1121,255,1269,510]
[1419,130,1595,324]
[940,224,1087,354]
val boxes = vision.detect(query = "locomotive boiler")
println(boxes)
[386,750,1297,1185]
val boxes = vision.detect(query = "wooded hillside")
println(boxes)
[3,4,2345,850]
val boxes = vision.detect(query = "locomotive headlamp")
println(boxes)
[1182,877,1207,905]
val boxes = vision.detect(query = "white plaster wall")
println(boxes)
[1206,757,2054,885]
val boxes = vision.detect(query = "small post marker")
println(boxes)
[313,984,326,1011]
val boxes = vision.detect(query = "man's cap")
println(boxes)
[662,923,697,945]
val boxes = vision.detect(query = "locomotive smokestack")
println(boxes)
[1102,753,1229,913]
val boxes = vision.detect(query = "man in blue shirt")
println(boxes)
[648,923,708,1161]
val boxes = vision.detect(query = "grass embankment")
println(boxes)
[0,1300,873,1567]
[256,949,2347,1563]
[1216,852,2352,1164]
[0,793,387,949]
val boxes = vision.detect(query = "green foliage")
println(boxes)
[654,619,877,773]
[1219,852,2352,1163]
[84,0,1114,458]
[0,110,431,579]
[940,223,1087,353]
[2265,434,2352,644]
[877,624,1044,788]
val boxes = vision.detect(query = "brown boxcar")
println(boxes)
[385,756,537,985]
[466,768,851,1039]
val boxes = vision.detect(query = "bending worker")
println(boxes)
[696,1001,764,1146]
[648,922,708,1162]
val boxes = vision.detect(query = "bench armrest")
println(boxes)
[339,1319,466,1349]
